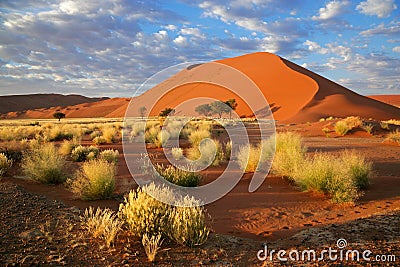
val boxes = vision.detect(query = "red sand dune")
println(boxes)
[2,53,399,122]
[126,52,400,123]
[368,95,400,108]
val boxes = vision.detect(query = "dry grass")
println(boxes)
[68,159,115,200]
[142,233,163,262]
[21,143,66,184]
[187,138,224,167]
[171,147,183,160]
[334,116,363,136]
[82,207,123,247]
[155,164,201,187]
[0,153,12,177]
[385,129,400,144]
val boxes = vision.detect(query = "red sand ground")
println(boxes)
[368,95,400,108]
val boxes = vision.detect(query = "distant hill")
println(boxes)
[0,93,108,115]
[368,95,400,108]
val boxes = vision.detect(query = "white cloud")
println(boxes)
[393,46,400,53]
[312,0,350,20]
[173,35,188,46]
[360,21,400,36]
[180,27,204,38]
[356,0,397,18]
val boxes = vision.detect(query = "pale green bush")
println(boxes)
[22,143,66,184]
[167,196,210,247]
[155,164,201,187]
[99,149,119,163]
[68,159,115,200]
[145,126,160,144]
[71,145,99,162]
[102,127,118,143]
[188,129,211,146]
[59,138,80,156]
[334,120,350,136]
[82,207,122,247]
[171,147,183,160]
[92,136,107,145]
[187,138,224,167]
[154,130,170,148]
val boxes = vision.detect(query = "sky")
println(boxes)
[0,0,399,97]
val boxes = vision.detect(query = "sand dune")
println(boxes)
[0,94,107,115]
[1,53,399,122]
[368,95,400,108]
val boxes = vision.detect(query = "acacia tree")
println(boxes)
[159,107,175,117]
[195,103,212,117]
[224,99,238,119]
[210,101,230,118]
[53,112,65,121]
[138,106,147,119]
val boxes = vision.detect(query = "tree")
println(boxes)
[225,99,238,119]
[159,107,175,117]
[195,103,212,117]
[210,101,230,118]
[138,106,147,119]
[53,112,65,121]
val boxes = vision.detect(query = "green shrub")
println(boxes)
[380,122,390,130]
[167,196,210,247]
[22,143,66,184]
[155,164,201,187]
[82,207,122,247]
[99,149,119,163]
[0,153,12,177]
[68,159,115,200]
[71,145,99,162]
[171,147,183,160]
[145,126,160,144]
[154,130,170,148]
[385,129,400,144]
[334,120,350,136]
[118,183,171,237]
[92,136,107,145]
[187,138,224,167]
[271,132,306,178]
[188,129,210,146]
[361,123,374,134]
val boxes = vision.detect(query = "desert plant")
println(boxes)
[0,153,12,177]
[380,122,390,130]
[382,119,400,126]
[171,147,183,160]
[130,122,146,138]
[385,129,400,144]
[237,144,261,172]
[159,107,175,117]
[188,138,224,167]
[82,207,122,247]
[53,112,65,121]
[145,126,160,144]
[224,140,232,160]
[142,233,163,262]
[71,145,99,162]
[118,183,171,237]
[361,123,374,134]
[68,159,115,200]
[188,129,211,146]
[102,127,118,143]
[334,120,350,136]
[22,143,66,184]
[90,130,102,139]
[167,196,210,247]
[59,139,80,156]
[271,132,306,178]
[154,130,170,148]
[155,164,201,187]
[92,136,107,145]
[99,149,119,163]
[340,150,371,189]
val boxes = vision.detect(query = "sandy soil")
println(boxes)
[1,123,399,266]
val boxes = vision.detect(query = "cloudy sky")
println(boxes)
[0,0,399,97]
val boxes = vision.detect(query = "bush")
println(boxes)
[102,127,118,143]
[224,141,232,160]
[237,144,260,172]
[69,159,116,200]
[187,139,224,167]
[0,153,12,177]
[361,123,374,134]
[92,136,107,145]
[59,139,80,156]
[118,183,171,237]
[155,164,201,187]
[271,132,306,178]
[71,145,99,162]
[167,196,210,247]
[118,183,210,247]
[99,149,119,163]
[334,120,350,136]
[188,129,210,146]
[145,126,160,144]
[154,130,170,148]
[385,129,400,144]
[171,147,183,160]
[22,143,66,184]
[82,207,122,247]
[292,151,371,203]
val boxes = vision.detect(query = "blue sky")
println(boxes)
[0,0,399,97]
